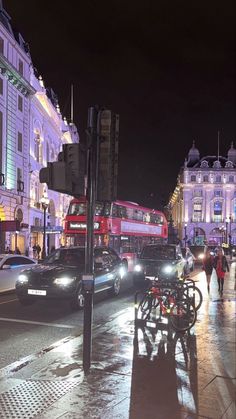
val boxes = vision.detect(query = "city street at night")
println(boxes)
[0,263,235,418]
[0,1,235,418]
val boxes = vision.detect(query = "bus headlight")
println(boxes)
[54,277,75,286]
[134,264,143,272]
[18,274,28,284]
[162,265,173,274]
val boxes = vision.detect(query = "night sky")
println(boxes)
[5,0,236,209]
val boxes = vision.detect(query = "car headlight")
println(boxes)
[198,253,204,260]
[18,274,28,284]
[54,277,75,286]
[162,265,174,274]
[119,266,126,278]
[134,264,143,272]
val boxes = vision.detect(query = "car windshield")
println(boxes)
[141,246,176,260]
[44,248,85,266]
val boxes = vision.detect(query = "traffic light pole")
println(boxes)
[82,107,98,373]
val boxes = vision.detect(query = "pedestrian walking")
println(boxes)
[32,244,37,259]
[202,249,214,293]
[36,244,41,259]
[214,248,229,295]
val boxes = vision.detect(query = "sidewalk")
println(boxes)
[0,265,235,419]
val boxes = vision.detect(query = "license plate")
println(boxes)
[28,289,46,296]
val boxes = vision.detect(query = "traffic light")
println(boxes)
[39,143,85,197]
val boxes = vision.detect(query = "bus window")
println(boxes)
[95,203,104,215]
[126,207,134,220]
[69,203,86,216]
[104,202,111,216]
[118,206,127,218]
[112,204,118,217]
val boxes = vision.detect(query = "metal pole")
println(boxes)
[229,215,232,260]
[42,206,46,259]
[83,106,98,373]
[184,224,187,248]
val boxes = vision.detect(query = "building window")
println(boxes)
[17,168,24,192]
[213,201,222,222]
[191,175,196,182]
[193,202,202,222]
[18,95,23,111]
[0,37,4,54]
[203,175,208,182]
[17,132,23,152]
[214,190,222,197]
[229,175,234,183]
[18,59,24,76]
[0,78,3,95]
[216,175,221,183]
[34,134,42,163]
[194,190,202,197]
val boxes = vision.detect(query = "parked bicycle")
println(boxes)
[137,278,197,332]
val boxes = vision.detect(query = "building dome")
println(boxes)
[227,142,236,164]
[187,141,200,166]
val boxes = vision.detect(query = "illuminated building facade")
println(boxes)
[0,3,79,254]
[169,142,236,247]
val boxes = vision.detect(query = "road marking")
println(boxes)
[0,298,17,305]
[0,317,75,329]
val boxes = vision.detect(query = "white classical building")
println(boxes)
[0,3,79,256]
[169,142,236,247]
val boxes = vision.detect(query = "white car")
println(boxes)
[0,254,36,293]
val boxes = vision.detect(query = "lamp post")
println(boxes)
[184,223,187,248]
[225,217,229,246]
[228,215,232,259]
[40,190,49,260]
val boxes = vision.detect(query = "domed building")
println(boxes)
[169,141,236,248]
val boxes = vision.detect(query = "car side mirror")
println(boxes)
[2,264,11,270]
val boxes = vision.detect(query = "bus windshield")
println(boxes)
[68,202,111,216]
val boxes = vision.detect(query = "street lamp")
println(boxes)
[40,190,49,259]
[184,223,187,248]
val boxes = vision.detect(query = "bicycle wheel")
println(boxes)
[170,299,197,332]
[138,295,153,320]
[184,285,203,311]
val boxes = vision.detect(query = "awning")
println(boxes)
[30,226,63,234]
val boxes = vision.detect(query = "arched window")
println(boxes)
[213,201,222,222]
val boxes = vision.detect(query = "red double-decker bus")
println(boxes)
[64,197,168,270]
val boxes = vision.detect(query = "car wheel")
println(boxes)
[109,275,121,296]
[18,297,35,306]
[70,283,85,310]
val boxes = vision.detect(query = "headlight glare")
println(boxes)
[198,253,204,260]
[54,277,75,286]
[162,265,173,274]
[134,264,143,272]
[18,274,28,284]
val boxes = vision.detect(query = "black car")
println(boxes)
[15,246,127,309]
[133,244,186,285]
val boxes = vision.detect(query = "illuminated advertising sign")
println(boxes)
[69,222,100,230]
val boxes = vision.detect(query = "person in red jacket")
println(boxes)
[214,248,229,295]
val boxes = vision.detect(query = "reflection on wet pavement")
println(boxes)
[129,263,236,419]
